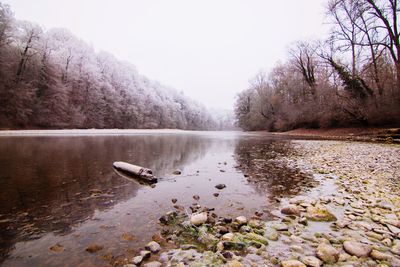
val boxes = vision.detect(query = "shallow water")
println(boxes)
[0,130,316,266]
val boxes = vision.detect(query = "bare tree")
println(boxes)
[290,41,318,97]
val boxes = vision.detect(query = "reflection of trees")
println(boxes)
[0,134,212,262]
[234,138,317,198]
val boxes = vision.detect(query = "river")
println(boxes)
[0,130,319,266]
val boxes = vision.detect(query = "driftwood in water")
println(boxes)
[113,161,157,183]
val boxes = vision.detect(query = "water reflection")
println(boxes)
[0,134,214,264]
[0,132,318,266]
[234,138,318,198]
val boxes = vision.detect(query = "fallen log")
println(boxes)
[113,161,157,183]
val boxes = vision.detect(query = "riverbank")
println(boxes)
[274,127,400,144]
[130,140,400,267]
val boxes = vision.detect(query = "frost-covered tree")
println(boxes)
[0,5,223,130]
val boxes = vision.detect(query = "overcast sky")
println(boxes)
[3,0,329,110]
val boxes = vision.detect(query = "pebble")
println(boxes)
[281,205,301,216]
[190,212,208,226]
[281,260,306,267]
[316,243,339,264]
[301,256,321,267]
[145,241,161,253]
[306,205,337,222]
[343,241,372,257]
[215,184,226,189]
[235,216,247,225]
[143,261,162,267]
[132,256,143,265]
[228,260,243,267]
[370,250,391,261]
[140,250,151,259]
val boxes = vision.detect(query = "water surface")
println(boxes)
[0,130,315,266]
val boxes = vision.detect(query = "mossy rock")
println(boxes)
[306,205,337,222]
[244,232,269,245]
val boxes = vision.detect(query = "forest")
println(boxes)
[235,0,400,131]
[0,3,235,130]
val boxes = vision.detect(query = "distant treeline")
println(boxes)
[235,0,400,131]
[0,3,234,130]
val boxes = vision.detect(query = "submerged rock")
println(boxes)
[215,184,226,190]
[49,244,64,253]
[85,244,103,253]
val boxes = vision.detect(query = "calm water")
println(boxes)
[0,130,315,266]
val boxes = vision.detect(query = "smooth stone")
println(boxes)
[316,243,339,264]
[222,233,234,241]
[145,241,161,253]
[159,252,169,262]
[281,205,301,216]
[289,196,306,205]
[190,212,208,226]
[140,250,151,259]
[215,184,226,189]
[143,261,162,267]
[235,216,247,225]
[390,244,400,255]
[228,260,244,267]
[366,231,384,241]
[386,224,400,234]
[132,256,143,265]
[306,205,337,222]
[273,223,289,231]
[301,256,321,267]
[217,226,229,234]
[281,260,306,267]
[290,245,304,253]
[343,241,372,257]
[265,229,279,241]
[370,250,391,261]
[172,170,181,175]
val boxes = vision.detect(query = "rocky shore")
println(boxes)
[123,141,400,267]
